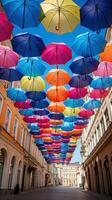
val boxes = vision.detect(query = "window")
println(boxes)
[19,126,24,145]
[104,108,110,128]
[4,107,12,132]
[100,118,105,135]
[13,117,19,139]
[97,125,101,140]
[0,94,3,115]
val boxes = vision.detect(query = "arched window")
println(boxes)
[8,156,16,189]
[0,149,5,188]
[17,161,22,185]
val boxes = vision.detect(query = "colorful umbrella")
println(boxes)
[48,102,65,113]
[50,120,63,125]
[100,43,112,62]
[90,89,108,99]
[0,45,19,68]
[7,88,27,102]
[79,109,94,118]
[91,77,112,89]
[30,131,41,135]
[21,76,45,91]
[69,75,93,88]
[49,113,64,120]
[63,107,80,116]
[31,100,49,109]
[0,68,23,81]
[14,100,31,109]
[69,56,99,75]
[80,0,112,32]
[0,12,13,41]
[47,86,68,102]
[64,98,84,108]
[26,91,46,101]
[40,0,80,34]
[1,0,43,28]
[93,61,112,77]
[11,33,46,57]
[46,69,71,86]
[68,87,88,99]
[72,32,107,57]
[38,123,50,129]
[64,116,77,123]
[83,99,102,110]
[74,124,87,129]
[17,57,46,77]
[75,119,89,125]
[61,123,74,131]
[27,123,39,131]
[23,116,37,123]
[19,108,34,116]
[33,109,49,116]
[37,116,50,123]
[41,43,72,65]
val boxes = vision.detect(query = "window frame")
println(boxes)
[4,107,12,132]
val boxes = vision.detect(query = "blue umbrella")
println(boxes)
[49,113,64,120]
[30,131,41,135]
[30,100,49,109]
[75,119,89,125]
[69,75,93,88]
[69,56,99,75]
[80,0,112,32]
[11,33,46,57]
[27,123,39,130]
[61,122,74,131]
[72,32,107,57]
[19,108,34,116]
[17,57,46,77]
[84,99,102,110]
[0,68,23,81]
[26,91,46,101]
[7,87,27,102]
[33,109,49,116]
[64,116,77,123]
[64,98,84,108]
[1,0,43,28]
[50,124,62,129]
[91,77,112,89]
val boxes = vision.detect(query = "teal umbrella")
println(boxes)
[7,87,27,102]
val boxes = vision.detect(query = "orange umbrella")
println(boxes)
[71,129,82,134]
[40,128,52,134]
[46,69,71,86]
[50,119,63,125]
[48,102,65,112]
[100,43,112,62]
[47,86,68,102]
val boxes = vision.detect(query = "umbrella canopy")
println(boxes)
[72,32,107,57]
[69,56,99,75]
[79,109,94,118]
[14,100,31,109]
[27,123,39,131]
[84,99,102,110]
[64,98,84,108]
[91,77,112,89]
[7,87,27,102]
[41,43,72,65]
[68,87,88,99]
[21,76,45,91]
[1,0,43,28]
[0,45,19,68]
[46,69,71,86]
[69,75,93,88]
[75,119,89,126]
[47,86,68,102]
[33,109,49,116]
[19,108,34,116]
[11,33,46,57]
[64,116,77,123]
[49,113,64,120]
[38,123,50,129]
[17,57,46,77]
[40,0,80,34]
[50,120,63,125]
[48,102,65,113]
[90,89,108,99]
[23,116,37,123]
[100,43,112,62]
[26,91,46,101]
[0,12,13,42]
[63,107,80,116]
[0,68,23,81]
[31,100,49,109]
[74,124,87,129]
[93,61,112,77]
[61,123,74,131]
[80,0,112,32]
[37,116,50,123]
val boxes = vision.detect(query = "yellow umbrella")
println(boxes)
[40,0,80,34]
[63,107,80,116]
[21,76,45,91]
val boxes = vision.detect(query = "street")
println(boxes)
[1,187,111,200]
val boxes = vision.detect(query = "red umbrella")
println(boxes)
[23,116,37,123]
[74,124,87,129]
[14,100,31,109]
[38,123,50,129]
[90,89,108,99]
[68,87,88,99]
[36,116,50,123]
[79,109,94,118]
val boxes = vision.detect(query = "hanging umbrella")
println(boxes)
[37,116,50,123]
[49,113,64,120]
[41,43,72,65]
[27,123,39,131]
[26,91,46,101]
[1,0,43,28]
[93,61,112,77]
[75,119,89,125]
[72,32,107,57]
[100,43,112,62]
[83,99,102,110]
[21,76,45,91]
[80,0,112,32]
[38,123,50,129]
[68,87,88,99]
[79,109,94,118]
[64,116,77,123]
[63,107,80,116]
[64,98,84,108]
[19,108,34,116]
[0,12,13,42]
[40,0,80,34]
[48,102,65,113]
[47,86,68,102]
[17,57,46,77]
[91,77,112,89]
[33,109,49,116]
[69,56,99,75]
[0,68,23,81]
[61,123,74,131]
[46,69,71,86]
[50,120,63,125]
[90,89,108,99]
[74,124,87,129]
[14,100,31,109]
[11,33,46,57]
[69,75,93,88]
[31,100,49,109]
[23,116,37,123]
[30,131,41,135]
[0,45,19,68]
[7,87,27,102]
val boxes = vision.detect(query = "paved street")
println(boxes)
[1,187,111,200]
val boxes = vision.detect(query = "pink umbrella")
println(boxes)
[79,109,94,118]
[41,43,72,65]
[14,100,31,109]
[68,87,88,99]
[36,116,50,123]
[74,124,87,129]
[0,45,19,68]
[93,61,112,77]
[23,116,37,123]
[90,89,108,99]
[38,123,50,129]
[0,12,13,42]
